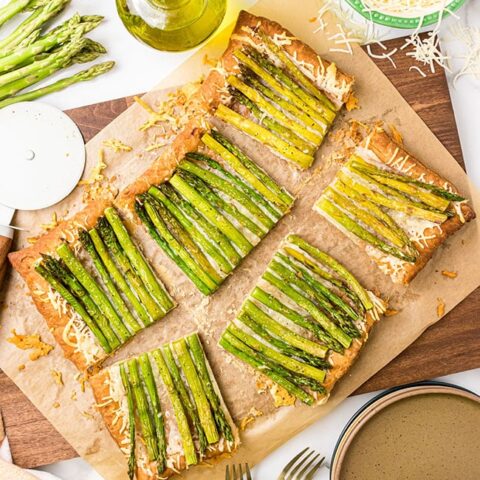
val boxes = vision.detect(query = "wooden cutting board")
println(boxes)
[1,36,479,469]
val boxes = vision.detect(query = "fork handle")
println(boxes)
[0,233,13,288]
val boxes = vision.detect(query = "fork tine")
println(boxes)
[239,463,244,479]
[225,465,231,480]
[297,452,321,478]
[233,464,238,480]
[288,449,314,479]
[278,447,310,480]
[305,456,325,480]
[245,463,252,480]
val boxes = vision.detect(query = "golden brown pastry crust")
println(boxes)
[8,198,113,371]
[364,128,476,285]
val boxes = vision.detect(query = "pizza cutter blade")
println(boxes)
[0,102,86,285]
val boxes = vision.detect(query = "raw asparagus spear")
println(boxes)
[151,349,197,466]
[97,216,162,321]
[0,0,31,28]
[242,300,327,357]
[186,333,234,442]
[79,230,141,334]
[179,159,274,230]
[119,364,136,480]
[35,263,111,352]
[287,234,373,311]
[0,61,114,108]
[215,104,314,169]
[127,359,159,462]
[161,345,207,456]
[104,207,174,313]
[227,323,326,383]
[89,228,152,327]
[138,354,167,473]
[56,242,128,345]
[207,130,294,209]
[160,183,241,267]
[172,338,219,444]
[219,332,315,405]
[169,173,253,255]
[149,185,231,275]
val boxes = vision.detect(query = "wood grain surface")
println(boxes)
[1,36,479,469]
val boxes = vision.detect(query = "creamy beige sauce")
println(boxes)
[340,393,480,480]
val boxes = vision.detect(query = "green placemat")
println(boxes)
[344,0,466,28]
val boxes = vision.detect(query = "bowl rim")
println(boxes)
[330,380,480,479]
[344,0,466,29]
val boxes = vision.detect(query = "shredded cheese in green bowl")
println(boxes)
[344,0,466,28]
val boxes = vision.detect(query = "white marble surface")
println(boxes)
[1,0,477,478]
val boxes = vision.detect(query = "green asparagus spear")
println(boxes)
[142,196,216,295]
[119,363,136,480]
[219,332,315,405]
[186,334,234,442]
[316,196,418,262]
[0,61,114,108]
[161,345,207,456]
[160,183,241,267]
[172,339,219,444]
[242,300,327,357]
[287,235,373,311]
[259,31,337,111]
[251,286,342,351]
[104,207,174,313]
[138,354,167,473]
[56,242,127,345]
[152,349,197,466]
[187,152,281,221]
[179,158,274,230]
[215,104,314,169]
[35,263,111,352]
[79,230,141,334]
[246,48,336,123]
[203,131,293,210]
[169,173,253,256]
[149,185,232,275]
[127,359,159,462]
[0,0,31,28]
[97,216,163,322]
[89,228,151,327]
[237,311,330,370]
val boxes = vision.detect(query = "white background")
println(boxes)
[0,0,478,478]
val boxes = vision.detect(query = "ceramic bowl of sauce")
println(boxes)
[330,382,480,480]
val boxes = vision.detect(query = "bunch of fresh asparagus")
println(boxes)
[35,207,173,355]
[220,234,383,405]
[135,129,294,295]
[215,32,338,169]
[117,333,235,478]
[0,0,113,108]
[315,154,464,262]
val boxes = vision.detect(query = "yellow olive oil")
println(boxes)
[116,0,227,52]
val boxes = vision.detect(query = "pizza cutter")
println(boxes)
[0,102,86,286]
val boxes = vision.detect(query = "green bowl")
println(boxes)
[344,0,466,28]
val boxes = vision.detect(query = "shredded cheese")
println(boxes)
[7,329,54,361]
[362,0,455,16]
[103,139,133,153]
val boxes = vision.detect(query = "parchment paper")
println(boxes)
[1,1,479,479]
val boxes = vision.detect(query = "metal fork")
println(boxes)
[278,447,325,479]
[225,462,253,480]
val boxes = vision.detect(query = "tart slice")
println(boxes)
[9,206,174,371]
[314,127,476,284]
[90,332,239,479]
[219,235,386,406]
[135,129,294,295]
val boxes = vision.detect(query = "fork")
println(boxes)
[225,462,253,480]
[278,447,326,479]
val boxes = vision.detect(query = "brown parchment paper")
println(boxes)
[1,1,480,479]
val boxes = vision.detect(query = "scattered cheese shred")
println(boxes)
[7,330,54,361]
[52,402,60,409]
[441,270,458,279]
[239,407,263,431]
[27,212,61,244]
[102,139,133,153]
[345,93,359,111]
[389,124,403,145]
[437,297,446,318]
[449,24,480,85]
[18,364,25,371]
[51,370,63,386]
[79,149,117,203]
[385,308,400,317]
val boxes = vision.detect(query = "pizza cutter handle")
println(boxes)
[0,230,13,288]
